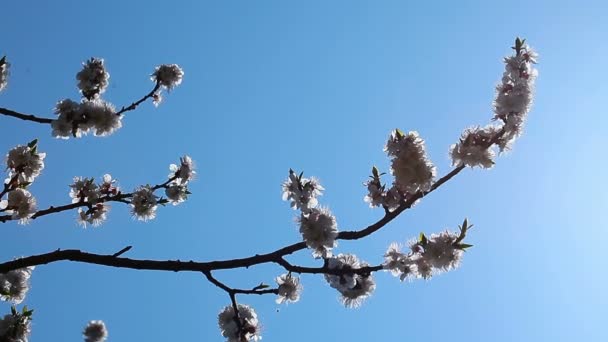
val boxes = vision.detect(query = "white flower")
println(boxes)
[218,304,261,342]
[169,155,195,185]
[493,43,538,150]
[83,320,108,342]
[422,231,463,272]
[363,174,385,208]
[76,58,110,99]
[383,186,402,212]
[275,273,302,304]
[165,184,188,205]
[386,230,465,281]
[0,312,31,342]
[385,130,436,195]
[6,189,36,224]
[152,64,184,90]
[6,143,46,184]
[98,174,119,196]
[52,99,122,138]
[450,125,500,168]
[81,99,122,137]
[298,206,338,258]
[282,169,324,213]
[52,99,81,138]
[0,56,8,93]
[69,177,100,203]
[77,203,110,228]
[0,266,34,304]
[324,254,376,308]
[130,186,158,221]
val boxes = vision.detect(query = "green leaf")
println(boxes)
[419,232,428,245]
[457,243,474,250]
[372,166,380,178]
[27,139,38,149]
[11,306,17,315]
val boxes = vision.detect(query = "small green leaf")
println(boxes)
[419,232,428,245]
[11,306,17,315]
[457,243,474,250]
[27,139,38,149]
[372,166,380,178]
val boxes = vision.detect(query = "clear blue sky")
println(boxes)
[1,0,607,341]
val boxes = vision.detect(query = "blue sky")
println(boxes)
[1,0,607,341]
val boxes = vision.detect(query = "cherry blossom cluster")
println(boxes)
[275,273,302,304]
[83,320,108,342]
[364,129,436,212]
[450,38,538,168]
[0,267,34,304]
[325,254,376,308]
[283,170,338,258]
[384,219,472,280]
[0,140,45,224]
[70,174,118,227]
[52,59,184,139]
[0,56,8,93]
[217,304,261,342]
[0,306,33,342]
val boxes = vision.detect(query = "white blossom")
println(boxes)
[493,41,538,151]
[165,184,188,205]
[385,130,435,195]
[383,186,402,212]
[52,99,122,138]
[83,320,108,342]
[69,177,100,203]
[282,169,324,213]
[0,312,31,342]
[76,58,110,99]
[6,189,36,224]
[298,206,338,258]
[77,203,110,228]
[324,254,376,308]
[363,170,385,208]
[152,64,184,90]
[98,174,119,196]
[81,99,122,137]
[6,143,46,184]
[0,267,34,304]
[450,125,500,168]
[385,230,465,281]
[218,304,261,342]
[169,155,195,185]
[275,273,302,304]
[0,56,8,93]
[130,186,158,221]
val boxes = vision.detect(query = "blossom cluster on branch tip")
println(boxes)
[0,56,8,93]
[77,58,109,100]
[385,129,436,195]
[83,320,108,342]
[384,219,472,280]
[5,140,45,184]
[0,306,33,342]
[165,155,194,205]
[52,98,122,138]
[218,304,261,342]
[450,38,538,168]
[275,273,302,304]
[50,59,184,138]
[325,254,376,308]
[69,174,118,227]
[151,64,184,106]
[282,170,338,257]
[282,169,324,213]
[0,267,34,304]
